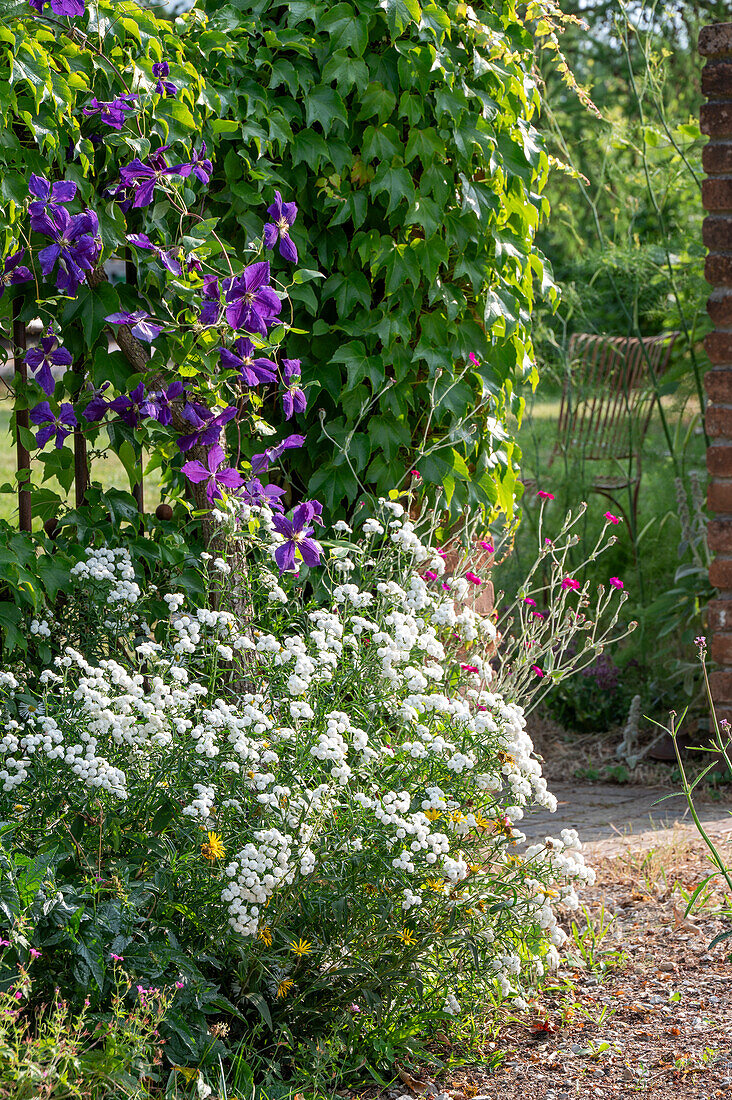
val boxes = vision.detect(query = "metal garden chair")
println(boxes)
[549,332,680,542]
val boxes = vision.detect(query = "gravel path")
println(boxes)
[522,781,732,856]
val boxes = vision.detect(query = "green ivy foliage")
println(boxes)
[199,0,555,521]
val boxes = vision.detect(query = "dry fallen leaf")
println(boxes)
[397,1068,428,1093]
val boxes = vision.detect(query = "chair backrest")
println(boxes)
[556,332,679,462]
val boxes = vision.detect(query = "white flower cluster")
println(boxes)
[0,499,597,1014]
[69,547,141,606]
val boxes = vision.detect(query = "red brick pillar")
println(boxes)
[702,24,732,697]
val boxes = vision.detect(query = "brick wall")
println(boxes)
[702,24,732,699]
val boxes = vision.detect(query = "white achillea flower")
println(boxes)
[0,495,602,1019]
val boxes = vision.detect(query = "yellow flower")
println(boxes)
[542,888,559,899]
[276,978,294,998]
[450,809,465,823]
[257,926,273,947]
[398,927,417,946]
[175,1067,198,1083]
[467,862,482,874]
[289,937,313,957]
[201,832,225,861]
[425,878,445,893]
[473,811,491,829]
[424,808,442,822]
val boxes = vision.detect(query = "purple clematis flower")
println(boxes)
[82,95,138,130]
[219,338,277,387]
[28,174,77,220]
[251,433,305,475]
[30,202,100,297]
[152,60,177,98]
[187,255,202,274]
[199,275,220,327]
[189,143,212,185]
[30,401,78,449]
[82,381,111,422]
[224,262,281,336]
[127,233,182,276]
[119,147,191,209]
[140,380,185,427]
[109,383,149,429]
[181,444,243,503]
[282,358,307,419]
[0,249,32,298]
[272,501,323,573]
[240,477,286,512]
[29,0,85,18]
[25,328,72,397]
[263,191,298,263]
[176,404,237,453]
[105,310,164,344]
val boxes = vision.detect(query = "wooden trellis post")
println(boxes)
[13,300,31,533]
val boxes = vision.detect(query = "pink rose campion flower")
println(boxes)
[460,663,479,673]
[604,511,621,525]
[524,597,537,607]
[561,578,581,591]
[478,540,494,552]
[531,665,544,677]
[465,571,481,585]
[537,490,554,500]
[609,577,624,590]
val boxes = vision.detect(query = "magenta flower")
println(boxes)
[460,663,479,673]
[282,358,306,419]
[0,249,32,298]
[110,953,124,962]
[524,597,537,607]
[537,490,554,500]
[604,511,621,525]
[423,570,438,581]
[469,352,480,366]
[263,191,298,262]
[441,582,451,591]
[465,571,482,585]
[30,401,77,448]
[609,577,624,590]
[478,540,494,552]
[25,327,72,396]
[272,501,323,572]
[561,578,581,591]
[181,444,243,503]
[29,948,41,959]
[531,665,544,677]
[531,611,545,620]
